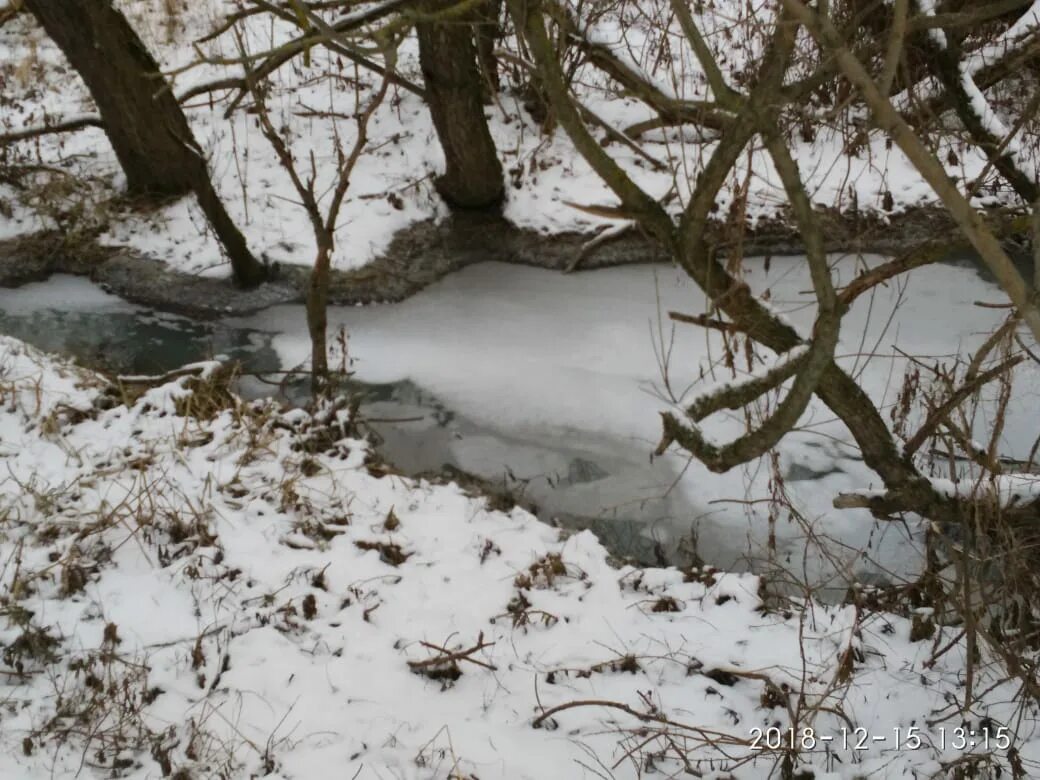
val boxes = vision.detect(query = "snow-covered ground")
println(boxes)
[1,0,1030,278]
[4,3,1040,774]
[2,333,1039,779]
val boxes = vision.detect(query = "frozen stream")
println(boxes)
[2,257,1037,594]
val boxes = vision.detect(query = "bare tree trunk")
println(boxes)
[308,241,332,394]
[24,0,268,288]
[417,0,504,209]
[1034,195,1040,293]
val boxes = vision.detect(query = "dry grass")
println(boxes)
[0,355,307,777]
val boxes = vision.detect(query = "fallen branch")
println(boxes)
[531,697,750,747]
[668,311,744,334]
[407,633,497,680]
[564,222,636,273]
[115,361,224,388]
[564,188,676,273]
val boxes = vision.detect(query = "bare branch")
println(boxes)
[0,114,103,145]
[903,355,1025,458]
[880,0,908,98]
[783,0,1040,343]
[214,0,424,117]
[505,0,674,242]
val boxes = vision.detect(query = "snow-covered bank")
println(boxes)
[0,1,1024,281]
[1,335,1038,779]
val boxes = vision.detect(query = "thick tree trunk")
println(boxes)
[24,0,268,288]
[417,0,505,209]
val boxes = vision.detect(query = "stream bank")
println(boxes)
[0,205,986,319]
[0,273,700,571]
[2,208,1035,590]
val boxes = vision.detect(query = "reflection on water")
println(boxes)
[0,308,282,377]
[350,378,694,567]
[0,277,281,376]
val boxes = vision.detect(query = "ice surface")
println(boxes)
[5,257,1035,588]
[231,255,1039,586]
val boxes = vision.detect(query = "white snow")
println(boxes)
[2,334,1039,778]
[965,0,1040,74]
[917,0,1035,183]
[681,343,812,418]
[3,1,1040,773]
[0,0,1032,277]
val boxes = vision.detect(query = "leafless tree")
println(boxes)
[505,0,1040,526]
[502,1,1040,767]
[237,23,394,393]
[21,0,270,287]
[191,0,505,209]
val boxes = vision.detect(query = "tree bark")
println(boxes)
[416,0,505,209]
[307,240,332,394]
[24,0,268,288]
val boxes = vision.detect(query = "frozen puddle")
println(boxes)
[0,274,281,376]
[4,258,1037,592]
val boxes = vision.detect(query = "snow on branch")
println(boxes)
[685,344,810,423]
[835,472,1040,520]
[969,0,1040,72]
[0,114,103,145]
[655,344,818,473]
[116,360,226,387]
[918,0,1039,197]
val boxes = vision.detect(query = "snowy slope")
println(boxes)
[1,335,1039,779]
